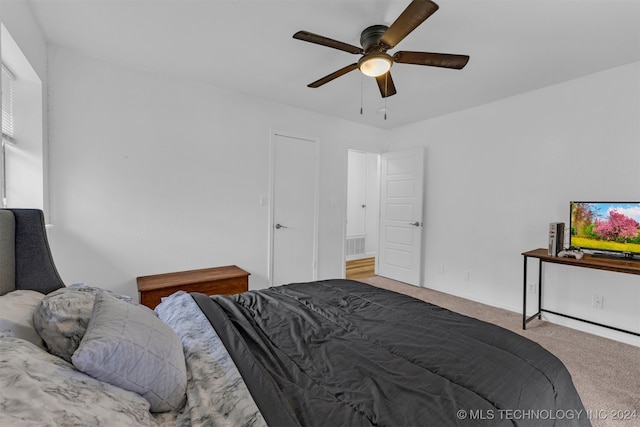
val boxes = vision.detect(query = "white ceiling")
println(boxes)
[27,0,640,129]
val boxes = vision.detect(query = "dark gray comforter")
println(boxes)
[192,279,590,427]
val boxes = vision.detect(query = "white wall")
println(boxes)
[387,62,640,345]
[46,46,384,298]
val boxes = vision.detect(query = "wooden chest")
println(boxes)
[136,265,249,309]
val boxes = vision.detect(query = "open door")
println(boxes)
[377,147,424,285]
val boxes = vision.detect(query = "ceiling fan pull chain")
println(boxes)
[360,76,364,115]
[384,75,388,120]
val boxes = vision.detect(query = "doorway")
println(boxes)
[345,147,425,285]
[345,150,380,280]
[269,132,319,286]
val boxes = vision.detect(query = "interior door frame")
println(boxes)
[342,149,382,278]
[267,130,320,286]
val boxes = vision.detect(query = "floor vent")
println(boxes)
[346,236,366,257]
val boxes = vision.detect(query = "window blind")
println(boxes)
[2,64,15,141]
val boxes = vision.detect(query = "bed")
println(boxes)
[0,209,591,426]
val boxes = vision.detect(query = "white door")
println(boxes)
[269,133,318,286]
[377,147,424,285]
[346,150,367,237]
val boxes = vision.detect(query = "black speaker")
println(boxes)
[548,222,564,256]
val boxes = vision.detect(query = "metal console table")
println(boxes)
[522,248,640,337]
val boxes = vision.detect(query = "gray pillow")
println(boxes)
[32,284,140,362]
[72,291,187,413]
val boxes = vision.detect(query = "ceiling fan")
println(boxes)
[293,0,469,98]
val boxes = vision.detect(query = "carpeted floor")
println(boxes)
[360,276,640,427]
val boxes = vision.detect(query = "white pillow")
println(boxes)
[0,337,156,426]
[72,291,187,413]
[0,290,45,348]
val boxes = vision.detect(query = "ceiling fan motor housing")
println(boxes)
[360,25,389,52]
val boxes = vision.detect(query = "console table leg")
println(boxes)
[522,255,528,329]
[537,259,543,319]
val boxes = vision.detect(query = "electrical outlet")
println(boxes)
[592,295,604,310]
[528,282,537,293]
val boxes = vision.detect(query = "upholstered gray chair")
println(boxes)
[0,209,65,296]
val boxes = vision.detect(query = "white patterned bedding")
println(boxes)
[0,337,157,426]
[155,291,266,427]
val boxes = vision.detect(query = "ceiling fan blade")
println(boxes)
[394,51,469,69]
[375,72,397,98]
[293,31,363,54]
[379,0,439,49]
[307,63,359,88]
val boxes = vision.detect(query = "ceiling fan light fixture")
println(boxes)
[358,53,392,77]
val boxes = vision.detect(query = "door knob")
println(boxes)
[275,223,288,229]
[409,222,421,227]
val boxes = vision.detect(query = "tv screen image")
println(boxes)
[570,202,640,257]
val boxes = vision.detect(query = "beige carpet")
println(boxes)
[361,276,640,427]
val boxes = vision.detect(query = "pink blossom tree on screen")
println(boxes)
[594,210,640,241]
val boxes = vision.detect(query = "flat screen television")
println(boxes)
[570,201,640,258]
